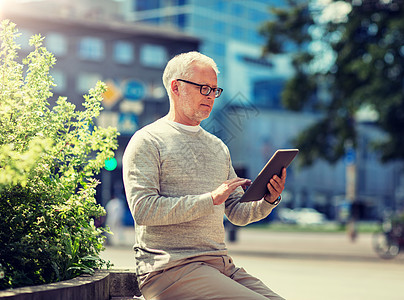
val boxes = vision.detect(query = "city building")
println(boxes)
[2,0,402,218]
[120,0,403,218]
[0,0,200,209]
[122,0,287,108]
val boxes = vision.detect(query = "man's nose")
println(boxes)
[206,89,216,98]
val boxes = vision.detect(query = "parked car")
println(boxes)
[294,208,326,225]
[278,208,326,225]
[278,208,297,224]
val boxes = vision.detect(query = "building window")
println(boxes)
[213,42,226,57]
[45,32,67,57]
[253,78,285,109]
[177,14,187,28]
[140,17,161,25]
[231,3,243,17]
[113,41,134,64]
[214,1,227,11]
[78,37,105,61]
[140,44,168,68]
[135,0,160,11]
[231,25,243,40]
[76,72,102,93]
[249,31,265,45]
[214,21,226,35]
[50,69,66,92]
[249,9,269,23]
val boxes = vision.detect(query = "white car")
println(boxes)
[293,208,326,225]
[278,208,326,225]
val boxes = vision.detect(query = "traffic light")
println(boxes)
[104,157,117,171]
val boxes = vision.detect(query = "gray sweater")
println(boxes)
[122,117,277,275]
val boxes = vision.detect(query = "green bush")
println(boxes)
[0,20,118,289]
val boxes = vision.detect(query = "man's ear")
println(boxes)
[171,80,180,96]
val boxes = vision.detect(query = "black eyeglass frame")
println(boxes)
[176,79,223,98]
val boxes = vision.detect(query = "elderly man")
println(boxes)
[123,51,286,299]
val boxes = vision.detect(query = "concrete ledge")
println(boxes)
[0,269,141,300]
[107,269,142,298]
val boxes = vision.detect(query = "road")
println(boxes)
[101,228,404,300]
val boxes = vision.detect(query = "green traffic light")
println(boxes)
[104,157,117,171]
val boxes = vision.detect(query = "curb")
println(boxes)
[0,270,141,300]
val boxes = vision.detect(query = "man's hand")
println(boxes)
[211,177,251,206]
[264,167,287,204]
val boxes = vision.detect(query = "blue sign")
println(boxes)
[118,113,138,135]
[345,147,356,165]
[124,80,146,101]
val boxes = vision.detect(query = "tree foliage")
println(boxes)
[0,20,118,289]
[260,0,404,165]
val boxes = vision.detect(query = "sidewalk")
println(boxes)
[102,227,404,300]
[104,226,404,263]
[227,229,383,262]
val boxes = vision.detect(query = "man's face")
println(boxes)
[175,63,218,126]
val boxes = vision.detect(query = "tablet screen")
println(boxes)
[238,149,299,202]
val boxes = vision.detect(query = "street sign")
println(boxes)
[345,147,356,165]
[123,80,146,101]
[102,79,122,108]
[120,100,144,115]
[118,113,138,135]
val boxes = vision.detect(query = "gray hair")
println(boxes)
[162,51,219,99]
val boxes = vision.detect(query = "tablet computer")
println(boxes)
[239,149,299,202]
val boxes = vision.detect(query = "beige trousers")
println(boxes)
[138,255,285,300]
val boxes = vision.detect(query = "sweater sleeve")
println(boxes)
[224,160,277,226]
[122,131,214,226]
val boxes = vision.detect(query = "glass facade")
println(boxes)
[76,72,102,93]
[139,44,168,68]
[128,0,281,105]
[135,0,160,11]
[45,32,68,57]
[176,13,187,28]
[78,37,105,61]
[114,41,135,64]
[253,78,284,109]
[50,69,66,92]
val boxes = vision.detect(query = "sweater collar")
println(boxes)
[164,118,201,133]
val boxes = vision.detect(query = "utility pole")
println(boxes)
[345,142,357,241]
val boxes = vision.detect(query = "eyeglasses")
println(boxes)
[177,79,223,98]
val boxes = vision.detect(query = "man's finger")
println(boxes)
[229,178,251,190]
[270,178,282,191]
[281,167,287,181]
